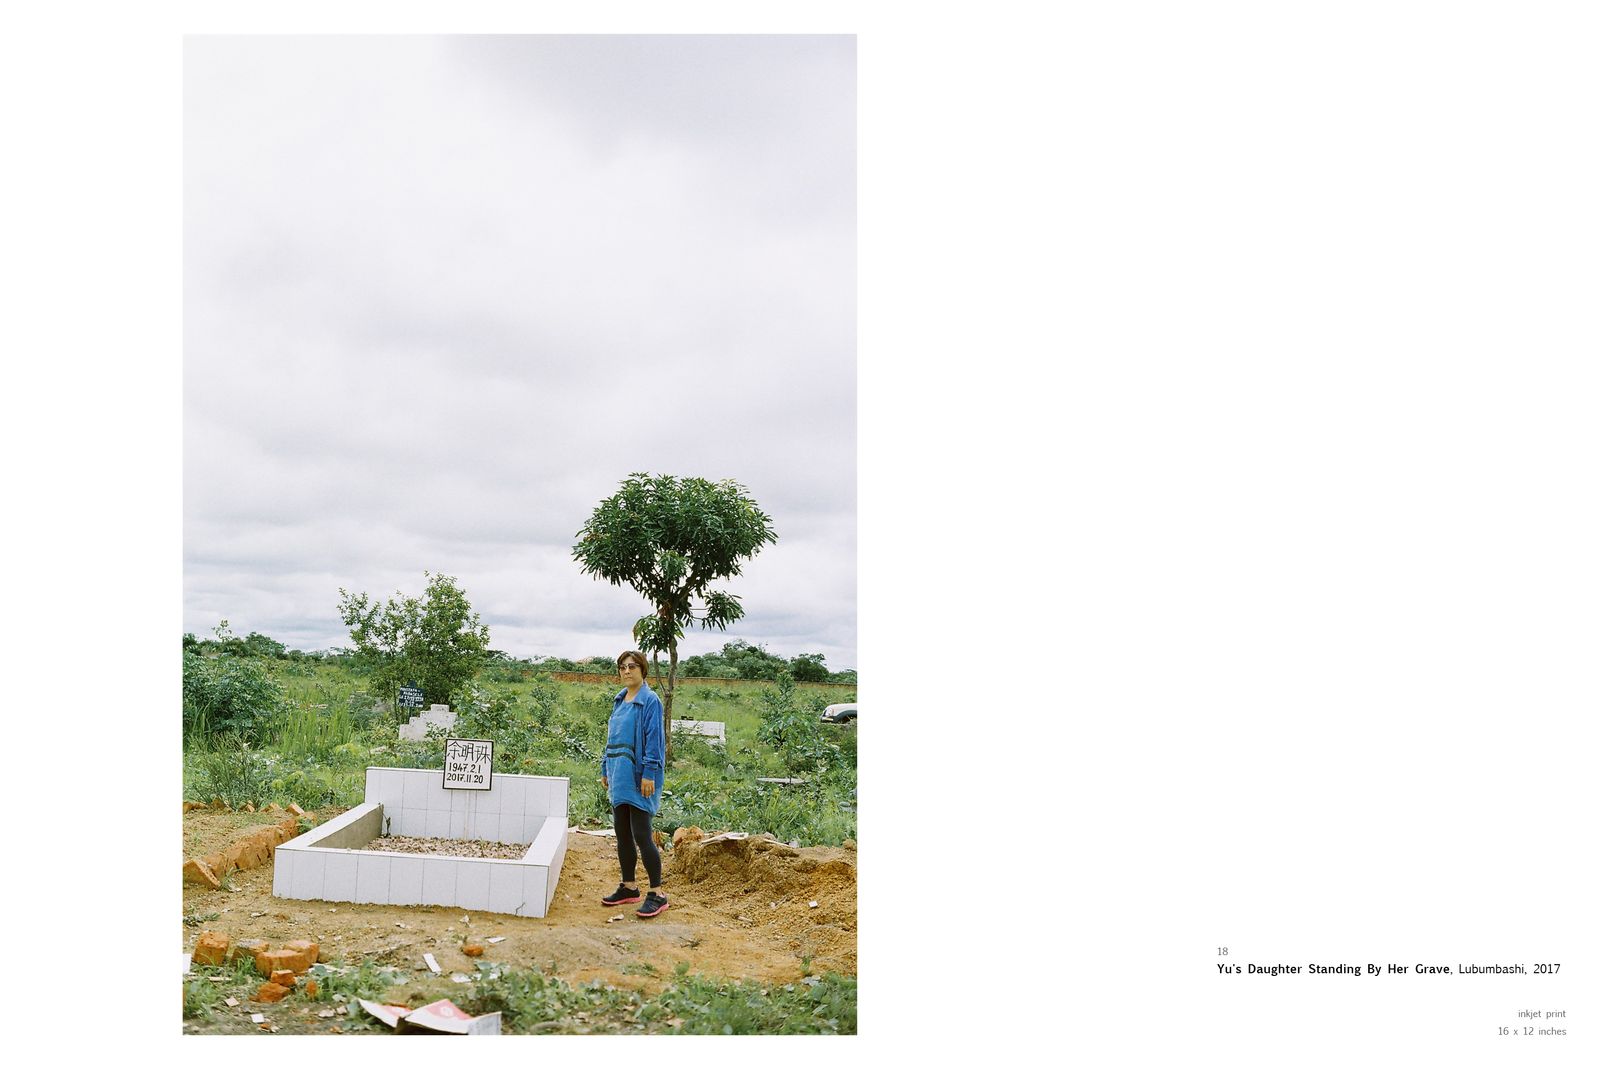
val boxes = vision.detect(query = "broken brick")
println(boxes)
[304,979,319,998]
[282,940,320,971]
[269,969,296,987]
[462,944,484,957]
[254,982,291,1003]
[230,938,270,964]
[191,931,230,967]
[182,858,220,890]
[241,803,255,813]
[256,948,302,977]
[287,803,307,818]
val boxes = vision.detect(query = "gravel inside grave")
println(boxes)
[364,834,527,859]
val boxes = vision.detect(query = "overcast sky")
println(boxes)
[184,35,855,670]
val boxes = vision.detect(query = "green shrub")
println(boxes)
[755,674,840,776]
[305,960,405,1002]
[183,737,277,808]
[183,651,290,745]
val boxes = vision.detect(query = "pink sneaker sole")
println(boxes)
[637,901,669,918]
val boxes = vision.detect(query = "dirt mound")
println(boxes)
[668,834,856,971]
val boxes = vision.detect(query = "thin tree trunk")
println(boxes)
[664,640,677,763]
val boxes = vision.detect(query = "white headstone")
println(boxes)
[398,703,457,741]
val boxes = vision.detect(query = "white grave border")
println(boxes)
[271,768,569,918]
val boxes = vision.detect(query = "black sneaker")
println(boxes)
[637,891,669,918]
[601,884,641,906]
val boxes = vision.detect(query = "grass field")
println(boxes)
[183,659,857,846]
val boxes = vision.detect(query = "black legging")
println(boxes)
[613,803,662,889]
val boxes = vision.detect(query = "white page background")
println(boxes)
[6,2,1594,1064]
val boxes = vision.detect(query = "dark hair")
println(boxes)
[616,650,648,677]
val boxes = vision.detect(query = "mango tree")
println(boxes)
[573,473,777,757]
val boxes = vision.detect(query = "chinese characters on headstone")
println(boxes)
[443,737,494,790]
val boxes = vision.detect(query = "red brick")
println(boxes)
[281,940,319,972]
[191,931,230,967]
[269,969,296,987]
[182,858,220,890]
[462,944,484,957]
[304,979,319,998]
[230,939,269,964]
[256,948,302,977]
[287,803,307,818]
[254,982,291,1003]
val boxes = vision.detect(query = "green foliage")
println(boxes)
[183,650,290,745]
[182,663,855,844]
[647,972,856,1034]
[184,737,274,806]
[463,966,642,1032]
[682,639,787,680]
[756,673,839,775]
[183,976,223,1020]
[656,773,856,846]
[183,738,365,810]
[271,698,356,762]
[337,571,492,711]
[240,631,287,658]
[306,961,406,1002]
[788,652,830,682]
[573,472,778,742]
[460,964,855,1034]
[679,640,852,684]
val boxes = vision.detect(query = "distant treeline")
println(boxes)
[182,633,857,685]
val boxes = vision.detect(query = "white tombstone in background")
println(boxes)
[399,703,458,741]
[671,718,726,745]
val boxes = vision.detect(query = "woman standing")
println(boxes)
[600,650,669,917]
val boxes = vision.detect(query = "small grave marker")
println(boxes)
[443,738,494,790]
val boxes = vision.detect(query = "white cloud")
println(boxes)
[185,35,855,670]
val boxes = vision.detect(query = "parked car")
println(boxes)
[820,703,858,724]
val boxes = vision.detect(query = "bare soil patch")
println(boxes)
[183,810,298,863]
[181,808,855,1011]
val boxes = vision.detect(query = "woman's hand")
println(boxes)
[640,777,655,799]
[602,776,609,789]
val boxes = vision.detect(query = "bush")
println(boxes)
[183,651,290,745]
[756,674,840,776]
[183,737,277,808]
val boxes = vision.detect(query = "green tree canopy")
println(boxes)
[573,473,777,752]
[337,571,492,712]
[788,652,831,682]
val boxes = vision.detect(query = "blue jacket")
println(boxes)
[603,682,665,814]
